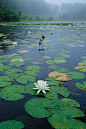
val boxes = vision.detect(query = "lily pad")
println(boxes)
[25,70,40,76]
[43,56,51,59]
[9,62,24,66]
[10,58,24,62]
[67,72,85,79]
[49,65,58,69]
[61,49,71,53]
[24,98,54,118]
[0,65,11,71]
[81,56,86,59]
[16,75,36,84]
[75,82,86,91]
[0,60,8,63]
[0,120,25,129]
[18,50,29,53]
[25,65,41,71]
[0,85,26,100]
[0,76,13,87]
[5,69,23,79]
[23,58,33,61]
[57,68,69,73]
[54,57,65,60]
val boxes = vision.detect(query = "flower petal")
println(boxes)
[37,89,41,94]
[42,89,46,94]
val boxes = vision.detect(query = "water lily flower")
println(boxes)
[33,80,50,94]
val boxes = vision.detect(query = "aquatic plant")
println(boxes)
[33,80,50,94]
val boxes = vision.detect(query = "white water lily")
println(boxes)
[33,80,50,94]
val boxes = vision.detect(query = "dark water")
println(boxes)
[0,24,86,128]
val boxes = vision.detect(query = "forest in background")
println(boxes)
[0,0,86,21]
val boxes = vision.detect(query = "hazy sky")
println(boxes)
[45,0,86,5]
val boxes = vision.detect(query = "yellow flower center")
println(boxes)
[39,81,44,85]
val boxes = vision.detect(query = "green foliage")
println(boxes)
[0,85,26,101]
[0,120,25,129]
[75,82,86,91]
[0,5,20,22]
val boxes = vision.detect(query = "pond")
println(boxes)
[0,23,86,129]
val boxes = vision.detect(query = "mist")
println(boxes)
[45,0,86,5]
[0,0,86,22]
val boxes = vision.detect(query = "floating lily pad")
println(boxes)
[0,60,8,63]
[49,65,58,69]
[24,98,54,118]
[23,58,33,61]
[25,65,41,71]
[10,58,24,62]
[54,57,65,60]
[75,65,86,72]
[57,68,69,73]
[48,71,72,82]
[25,70,40,76]
[5,69,23,79]
[0,76,13,87]
[48,111,86,129]
[16,75,36,84]
[46,60,54,64]
[75,82,86,91]
[43,56,51,59]
[12,56,22,59]
[18,50,29,53]
[48,50,57,52]
[58,53,70,57]
[9,62,24,66]
[61,49,71,53]
[0,65,11,71]
[67,72,85,79]
[0,120,25,129]
[81,56,86,59]
[0,85,26,100]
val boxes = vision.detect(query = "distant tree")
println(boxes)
[48,17,54,21]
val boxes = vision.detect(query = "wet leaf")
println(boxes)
[75,82,86,91]
[10,58,24,62]
[0,85,26,101]
[67,72,85,79]
[16,75,36,84]
[25,65,41,71]
[0,120,25,129]
[0,65,11,71]
[24,98,54,118]
[18,50,29,53]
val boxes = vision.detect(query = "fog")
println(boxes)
[45,0,86,5]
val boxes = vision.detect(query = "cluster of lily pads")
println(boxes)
[0,24,86,128]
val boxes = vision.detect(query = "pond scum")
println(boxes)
[0,23,86,128]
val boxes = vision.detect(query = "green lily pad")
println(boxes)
[25,70,40,76]
[48,50,57,52]
[49,65,58,69]
[67,72,85,79]
[75,82,86,91]
[12,56,22,59]
[48,113,86,129]
[0,76,13,87]
[0,85,26,101]
[61,49,71,53]
[25,65,41,71]
[50,86,70,97]
[0,60,8,63]
[54,57,65,60]
[24,98,54,118]
[16,75,36,84]
[60,98,80,107]
[0,65,11,71]
[56,68,69,73]
[43,56,51,59]
[58,53,70,57]
[75,66,86,72]
[9,62,24,66]
[0,120,25,129]
[5,69,23,79]
[23,58,33,61]
[46,60,54,64]
[81,56,86,59]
